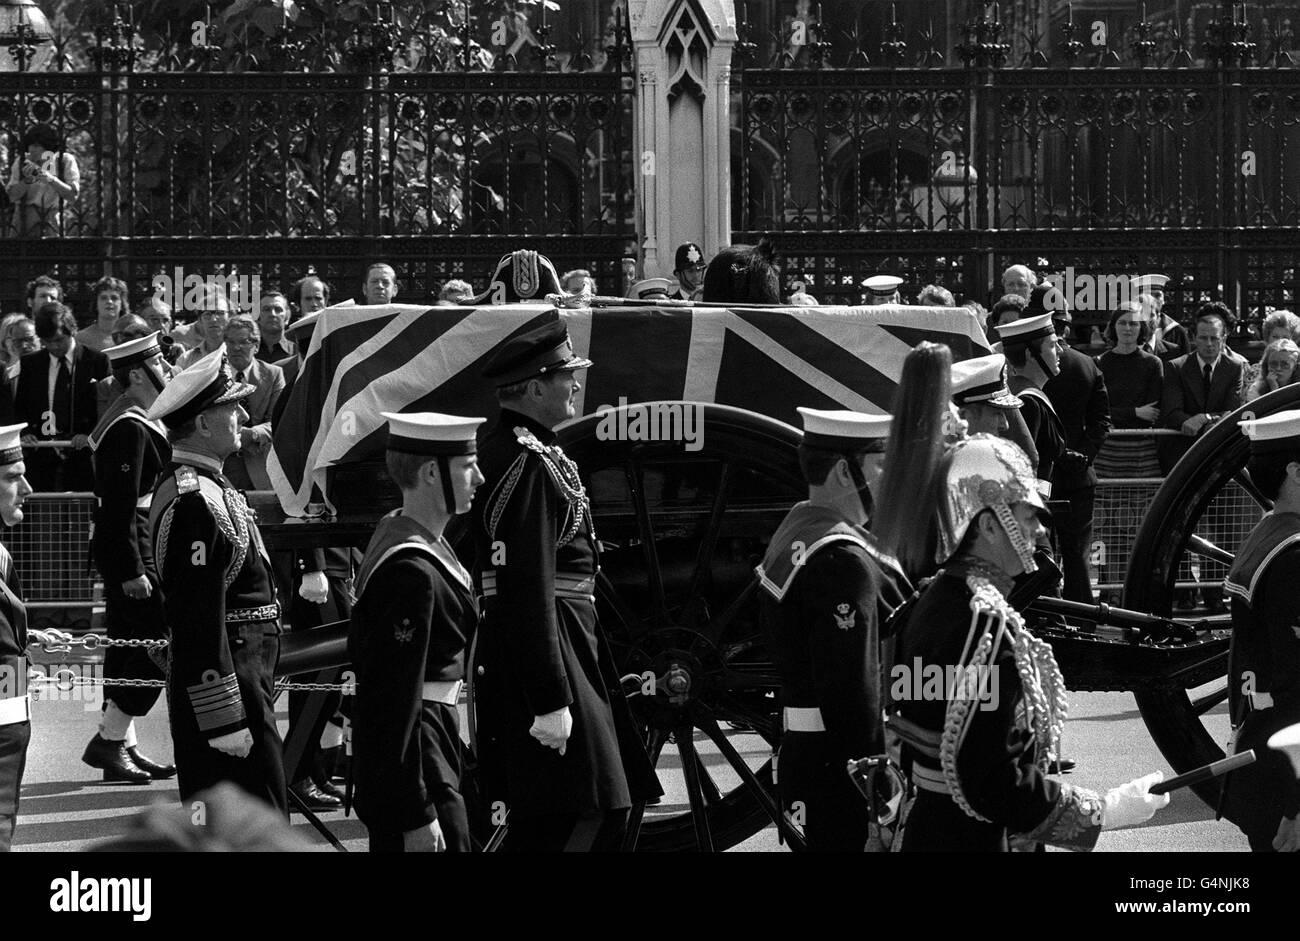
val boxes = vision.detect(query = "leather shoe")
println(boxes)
[311,775,345,801]
[1048,758,1077,774]
[289,779,343,812]
[127,747,176,780]
[82,735,151,784]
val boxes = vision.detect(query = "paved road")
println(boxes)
[12,675,1248,852]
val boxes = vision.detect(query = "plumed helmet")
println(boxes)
[936,433,1043,571]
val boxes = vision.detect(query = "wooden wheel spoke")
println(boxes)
[696,707,805,850]
[686,462,734,604]
[1232,470,1274,512]
[676,728,715,852]
[1192,683,1230,716]
[624,456,669,626]
[621,727,668,852]
[1186,533,1234,566]
[702,576,760,646]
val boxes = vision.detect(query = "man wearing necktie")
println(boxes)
[1159,304,1246,473]
[219,316,284,491]
[14,302,108,492]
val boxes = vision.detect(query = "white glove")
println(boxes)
[529,706,572,756]
[209,728,254,758]
[298,571,329,604]
[404,819,446,853]
[1102,771,1170,830]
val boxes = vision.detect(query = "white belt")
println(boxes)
[1248,691,1275,710]
[136,494,152,509]
[783,706,826,733]
[0,694,31,726]
[422,680,463,705]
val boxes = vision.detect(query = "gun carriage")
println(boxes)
[261,292,1258,850]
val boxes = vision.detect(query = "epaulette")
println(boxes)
[175,465,200,493]
[515,426,545,454]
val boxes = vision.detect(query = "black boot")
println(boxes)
[127,747,177,780]
[82,735,151,784]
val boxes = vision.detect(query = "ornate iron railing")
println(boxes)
[0,1,637,311]
[734,0,1300,332]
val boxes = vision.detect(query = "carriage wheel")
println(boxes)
[1124,383,1300,812]
[553,403,807,852]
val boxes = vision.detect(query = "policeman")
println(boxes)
[756,408,909,851]
[887,435,1168,851]
[147,347,287,813]
[82,332,176,784]
[472,313,661,851]
[0,422,72,851]
[350,412,485,853]
[670,242,707,301]
[1222,410,1300,851]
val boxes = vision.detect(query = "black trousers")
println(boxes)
[102,579,167,717]
[1224,707,1300,852]
[285,575,350,785]
[0,719,30,853]
[502,809,630,852]
[778,731,870,852]
[168,621,287,816]
[1054,486,1096,605]
[359,702,471,853]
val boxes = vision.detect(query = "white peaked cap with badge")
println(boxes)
[996,312,1056,345]
[861,275,904,297]
[1134,273,1170,292]
[0,422,27,466]
[104,331,163,370]
[146,345,256,429]
[797,407,891,451]
[1240,409,1300,452]
[382,411,486,456]
[951,353,1022,410]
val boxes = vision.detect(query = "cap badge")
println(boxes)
[686,246,702,264]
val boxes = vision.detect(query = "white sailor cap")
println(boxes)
[0,423,26,466]
[861,275,904,297]
[382,411,486,456]
[284,311,320,336]
[1134,273,1170,292]
[146,345,256,429]
[627,278,676,301]
[996,312,1056,346]
[797,407,891,453]
[951,353,1022,410]
[1240,409,1300,454]
[104,331,163,370]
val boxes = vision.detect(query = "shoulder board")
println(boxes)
[175,465,200,494]
[515,426,546,454]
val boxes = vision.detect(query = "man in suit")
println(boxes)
[1160,304,1246,471]
[220,316,284,491]
[1039,292,1111,605]
[15,302,108,491]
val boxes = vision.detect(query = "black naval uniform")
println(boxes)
[756,503,909,851]
[350,512,477,852]
[1223,511,1300,851]
[0,543,29,852]
[889,563,1103,851]
[90,398,170,717]
[1007,378,1063,493]
[473,409,661,850]
[150,450,287,813]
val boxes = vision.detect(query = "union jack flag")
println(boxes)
[268,301,991,516]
